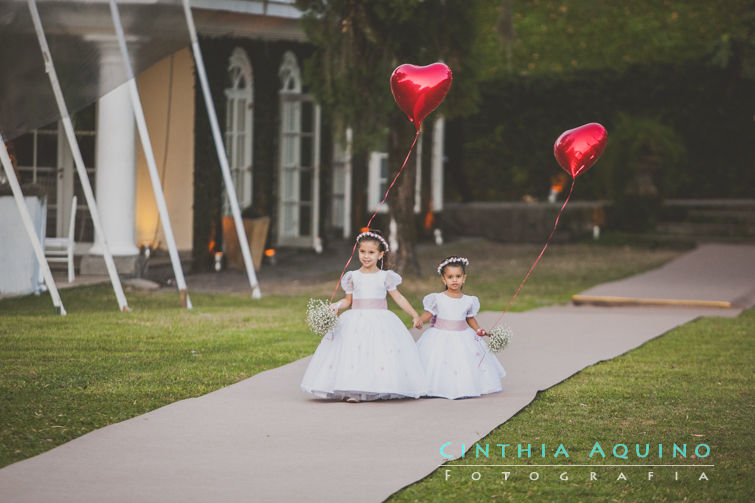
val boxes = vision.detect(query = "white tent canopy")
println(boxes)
[0,0,262,311]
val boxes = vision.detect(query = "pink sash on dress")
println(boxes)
[431,318,469,331]
[352,298,388,310]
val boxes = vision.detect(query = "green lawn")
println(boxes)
[0,291,322,467]
[3,238,740,500]
[398,238,685,313]
[388,308,755,502]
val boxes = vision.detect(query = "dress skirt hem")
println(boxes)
[417,326,506,400]
[301,387,421,401]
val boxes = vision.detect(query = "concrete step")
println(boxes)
[656,199,755,238]
[656,221,755,237]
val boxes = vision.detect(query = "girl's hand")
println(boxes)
[412,317,423,329]
[329,301,341,314]
[476,328,487,337]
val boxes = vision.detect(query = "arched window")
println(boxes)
[277,51,322,251]
[278,51,302,94]
[224,47,254,212]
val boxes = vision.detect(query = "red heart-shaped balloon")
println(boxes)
[390,63,453,130]
[553,123,608,178]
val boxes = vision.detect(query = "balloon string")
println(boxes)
[475,333,490,368]
[329,130,421,303]
[487,178,576,330]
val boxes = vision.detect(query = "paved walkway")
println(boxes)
[576,243,755,307]
[0,244,753,502]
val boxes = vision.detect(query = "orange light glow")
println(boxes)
[360,227,370,233]
[208,240,216,252]
[550,173,568,193]
[265,248,276,257]
[424,210,434,230]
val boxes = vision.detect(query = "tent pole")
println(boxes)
[108,0,192,308]
[27,0,130,312]
[0,136,66,315]
[181,0,261,299]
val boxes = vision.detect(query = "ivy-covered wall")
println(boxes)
[192,36,315,269]
[448,62,754,203]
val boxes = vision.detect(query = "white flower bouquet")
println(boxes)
[486,325,513,353]
[306,298,338,337]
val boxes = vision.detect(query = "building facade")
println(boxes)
[9,0,446,275]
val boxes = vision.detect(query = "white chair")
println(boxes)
[45,196,77,283]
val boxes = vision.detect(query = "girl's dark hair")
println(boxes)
[357,229,391,270]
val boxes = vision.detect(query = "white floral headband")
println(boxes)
[437,256,469,274]
[356,231,390,252]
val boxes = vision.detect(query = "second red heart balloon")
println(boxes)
[553,123,608,178]
[390,63,453,130]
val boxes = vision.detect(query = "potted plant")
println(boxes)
[221,205,270,272]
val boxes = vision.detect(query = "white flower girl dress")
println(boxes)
[416,292,506,399]
[301,270,428,400]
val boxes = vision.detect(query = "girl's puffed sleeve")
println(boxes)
[341,271,355,294]
[466,296,481,318]
[423,293,439,315]
[384,270,403,291]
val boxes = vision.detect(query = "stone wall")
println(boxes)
[442,201,608,243]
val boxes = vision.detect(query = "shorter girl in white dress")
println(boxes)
[417,256,506,399]
[301,230,428,402]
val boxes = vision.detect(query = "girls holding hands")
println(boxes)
[416,256,506,399]
[301,230,428,402]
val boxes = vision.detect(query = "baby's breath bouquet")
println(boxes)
[486,325,513,353]
[306,298,338,337]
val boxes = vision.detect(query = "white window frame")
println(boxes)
[224,47,254,213]
[367,137,423,215]
[14,107,96,244]
[367,151,389,213]
[15,124,60,238]
[331,127,352,238]
[277,51,322,251]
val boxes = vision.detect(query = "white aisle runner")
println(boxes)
[0,244,753,502]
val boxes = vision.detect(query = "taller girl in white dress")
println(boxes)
[301,230,428,402]
[417,256,506,399]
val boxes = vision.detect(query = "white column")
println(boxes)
[431,116,445,212]
[342,127,352,238]
[89,83,138,256]
[414,134,422,214]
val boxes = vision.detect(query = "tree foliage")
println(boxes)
[297,0,498,147]
[296,0,499,273]
[455,60,754,203]
[454,1,754,203]
[295,0,753,262]
[487,0,754,78]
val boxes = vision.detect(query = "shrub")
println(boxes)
[598,114,686,231]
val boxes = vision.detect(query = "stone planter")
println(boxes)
[222,216,270,272]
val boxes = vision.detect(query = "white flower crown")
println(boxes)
[437,256,470,274]
[356,231,390,252]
